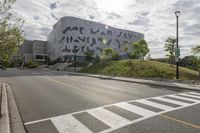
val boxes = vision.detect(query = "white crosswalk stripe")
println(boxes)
[187,92,200,96]
[179,93,200,99]
[169,95,200,102]
[24,91,200,133]
[51,115,92,133]
[136,99,174,111]
[116,102,156,117]
[87,108,130,128]
[154,97,189,106]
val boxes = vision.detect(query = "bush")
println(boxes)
[26,60,39,68]
[80,59,199,81]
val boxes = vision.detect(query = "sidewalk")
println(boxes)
[45,69,200,91]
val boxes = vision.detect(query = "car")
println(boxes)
[0,65,5,70]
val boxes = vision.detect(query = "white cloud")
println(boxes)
[12,0,200,58]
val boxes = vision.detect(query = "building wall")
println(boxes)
[12,40,48,64]
[47,17,144,61]
[32,40,48,63]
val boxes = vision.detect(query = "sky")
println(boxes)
[12,0,200,58]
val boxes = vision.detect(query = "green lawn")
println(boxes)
[80,59,199,81]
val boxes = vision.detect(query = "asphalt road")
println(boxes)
[0,69,200,133]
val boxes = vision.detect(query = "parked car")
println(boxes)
[0,65,5,70]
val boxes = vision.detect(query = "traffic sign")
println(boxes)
[175,48,180,56]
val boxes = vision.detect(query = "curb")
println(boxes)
[0,83,10,133]
[45,70,200,91]
[6,83,26,133]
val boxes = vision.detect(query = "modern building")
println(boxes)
[12,17,144,64]
[47,16,144,62]
[12,40,48,64]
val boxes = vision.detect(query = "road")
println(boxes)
[0,69,200,133]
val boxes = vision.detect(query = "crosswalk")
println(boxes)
[25,91,200,133]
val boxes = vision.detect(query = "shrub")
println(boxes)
[26,60,39,68]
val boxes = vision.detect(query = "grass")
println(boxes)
[79,59,199,81]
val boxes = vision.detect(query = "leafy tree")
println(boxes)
[102,48,117,60]
[0,0,16,15]
[147,54,152,60]
[192,45,200,79]
[112,50,120,60]
[164,37,176,66]
[192,45,200,55]
[0,0,24,66]
[180,55,199,71]
[84,51,94,62]
[130,39,149,60]
[123,43,129,57]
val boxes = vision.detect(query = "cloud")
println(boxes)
[49,2,57,10]
[12,0,200,58]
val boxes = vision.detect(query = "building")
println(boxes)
[12,40,48,64]
[47,16,144,62]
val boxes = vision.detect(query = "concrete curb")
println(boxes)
[0,83,11,133]
[6,83,26,133]
[45,69,200,91]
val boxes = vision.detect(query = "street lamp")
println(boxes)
[74,46,77,72]
[175,11,180,79]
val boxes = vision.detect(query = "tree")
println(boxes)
[164,37,176,66]
[192,45,200,79]
[123,43,129,57]
[0,0,16,15]
[130,39,149,60]
[84,51,94,62]
[0,0,24,66]
[102,48,117,60]
[192,45,200,55]
[180,55,199,71]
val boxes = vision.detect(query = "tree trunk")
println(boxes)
[170,57,173,67]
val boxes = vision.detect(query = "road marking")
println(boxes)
[136,99,174,111]
[160,114,200,129]
[154,97,189,106]
[179,93,200,99]
[24,91,200,133]
[116,102,156,117]
[170,95,200,102]
[51,115,93,133]
[188,92,200,96]
[186,93,200,97]
[44,77,81,90]
[87,108,129,128]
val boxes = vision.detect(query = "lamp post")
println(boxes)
[74,46,77,72]
[74,52,76,72]
[175,11,180,80]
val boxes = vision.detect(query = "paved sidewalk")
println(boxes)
[45,69,200,91]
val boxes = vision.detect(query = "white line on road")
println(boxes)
[187,92,200,96]
[51,115,92,133]
[135,99,174,111]
[154,97,189,106]
[24,91,200,133]
[116,102,156,117]
[87,108,129,128]
[169,95,200,102]
[179,93,200,99]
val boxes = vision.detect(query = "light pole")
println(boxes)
[74,46,77,72]
[175,11,180,80]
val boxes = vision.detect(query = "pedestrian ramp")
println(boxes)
[25,91,200,133]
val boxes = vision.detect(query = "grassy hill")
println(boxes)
[80,59,199,81]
